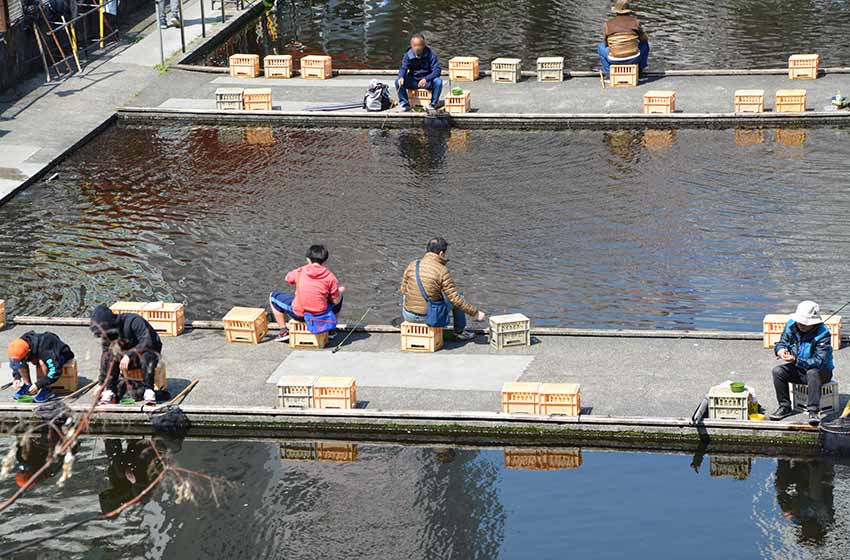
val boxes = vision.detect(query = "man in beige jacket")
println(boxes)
[400,237,486,340]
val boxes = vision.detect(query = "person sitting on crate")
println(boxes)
[90,304,164,405]
[7,331,75,403]
[597,0,650,79]
[400,237,486,341]
[394,33,443,114]
[769,301,834,426]
[269,244,346,343]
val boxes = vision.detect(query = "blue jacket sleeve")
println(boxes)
[797,335,830,370]
[424,50,441,82]
[397,51,410,81]
[774,324,793,356]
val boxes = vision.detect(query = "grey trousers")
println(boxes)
[772,362,832,412]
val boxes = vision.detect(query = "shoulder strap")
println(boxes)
[415,260,434,304]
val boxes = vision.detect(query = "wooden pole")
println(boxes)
[61,16,82,72]
[39,4,73,73]
[32,25,51,82]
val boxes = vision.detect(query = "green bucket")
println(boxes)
[120,397,137,406]
[730,381,746,393]
[17,395,34,403]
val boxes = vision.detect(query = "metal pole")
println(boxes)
[199,0,205,37]
[178,0,185,52]
[154,1,164,66]
[220,0,224,24]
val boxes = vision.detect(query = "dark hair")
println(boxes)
[411,32,426,43]
[306,244,329,264]
[426,237,448,254]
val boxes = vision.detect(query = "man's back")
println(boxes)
[604,14,644,57]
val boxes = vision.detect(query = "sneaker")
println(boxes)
[808,411,821,427]
[12,383,31,400]
[769,406,795,421]
[33,387,53,403]
[394,104,411,113]
[159,21,168,29]
[454,330,476,341]
[143,389,156,403]
[99,389,116,405]
[327,329,338,340]
[169,17,180,27]
[276,329,290,343]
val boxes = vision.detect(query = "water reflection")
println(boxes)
[775,458,835,546]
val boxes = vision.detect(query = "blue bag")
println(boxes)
[415,260,450,327]
[304,308,337,335]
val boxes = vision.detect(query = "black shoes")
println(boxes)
[769,406,795,421]
[808,411,821,427]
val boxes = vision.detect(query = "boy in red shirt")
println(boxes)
[269,245,345,342]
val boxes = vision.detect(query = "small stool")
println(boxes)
[536,56,564,82]
[243,88,272,111]
[538,383,581,416]
[491,58,522,84]
[223,306,268,344]
[215,88,244,110]
[775,89,807,113]
[405,88,433,108]
[734,89,764,113]
[501,382,541,414]
[610,64,638,87]
[264,54,293,78]
[400,321,443,352]
[300,55,332,79]
[642,90,676,114]
[448,56,480,81]
[34,359,78,393]
[288,320,329,350]
[312,377,356,409]
[229,54,260,78]
[125,362,168,391]
[791,380,840,414]
[788,54,819,80]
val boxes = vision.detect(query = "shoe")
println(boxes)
[143,389,156,403]
[99,389,116,405]
[426,105,438,115]
[808,411,821,427]
[276,329,290,343]
[394,104,411,113]
[169,17,180,27]
[454,330,476,341]
[328,329,338,340]
[159,22,168,29]
[33,387,53,403]
[12,383,30,400]
[769,406,795,421]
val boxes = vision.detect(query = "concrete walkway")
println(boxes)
[0,0,254,204]
[0,323,843,420]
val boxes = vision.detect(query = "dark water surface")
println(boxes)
[0,437,847,559]
[2,123,850,329]
[202,0,850,70]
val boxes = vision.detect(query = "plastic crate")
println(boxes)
[708,383,752,420]
[287,320,329,350]
[229,54,260,78]
[405,88,433,108]
[316,442,358,462]
[775,89,806,113]
[763,313,841,350]
[264,54,293,78]
[734,128,765,147]
[709,456,752,480]
[33,359,78,393]
[223,306,268,344]
[501,382,541,414]
[215,87,244,110]
[448,56,480,81]
[279,442,317,461]
[124,362,167,391]
[791,380,840,414]
[243,88,272,111]
[489,313,530,349]
[536,56,564,82]
[312,377,356,409]
[0,299,5,329]
[491,58,522,84]
[110,301,146,315]
[539,383,581,416]
[734,89,764,113]
[504,448,582,470]
[444,91,471,114]
[277,375,317,409]
[643,90,676,114]
[788,54,819,80]
[400,322,443,352]
[300,55,332,79]
[610,64,638,87]
[141,302,185,336]
[775,128,807,147]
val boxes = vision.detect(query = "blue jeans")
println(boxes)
[270,291,343,322]
[402,297,466,334]
[396,76,443,108]
[598,42,649,76]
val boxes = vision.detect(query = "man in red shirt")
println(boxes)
[269,245,345,342]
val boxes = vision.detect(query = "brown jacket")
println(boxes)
[400,252,478,316]
[603,14,648,58]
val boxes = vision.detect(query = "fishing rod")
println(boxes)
[331,307,373,354]
[822,298,850,324]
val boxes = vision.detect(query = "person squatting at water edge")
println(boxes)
[7,331,75,403]
[400,237,487,339]
[770,301,834,427]
[90,304,165,405]
[269,244,346,343]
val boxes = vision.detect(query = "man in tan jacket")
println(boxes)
[400,237,486,340]
[597,0,649,78]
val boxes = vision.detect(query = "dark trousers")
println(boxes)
[100,350,160,400]
[772,362,833,412]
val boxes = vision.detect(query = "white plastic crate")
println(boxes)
[277,375,317,409]
[489,313,531,349]
[215,88,244,110]
[791,380,840,413]
[491,58,522,84]
[708,383,752,420]
[536,56,564,82]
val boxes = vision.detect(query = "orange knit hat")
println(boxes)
[7,338,30,361]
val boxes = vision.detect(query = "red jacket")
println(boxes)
[286,263,340,316]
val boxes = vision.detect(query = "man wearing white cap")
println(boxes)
[770,301,835,425]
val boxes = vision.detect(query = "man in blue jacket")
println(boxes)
[395,33,443,113]
[770,301,834,426]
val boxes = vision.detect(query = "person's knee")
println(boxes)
[431,77,443,89]
[772,364,788,379]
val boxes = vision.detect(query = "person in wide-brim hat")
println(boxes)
[611,0,633,14]
[599,0,649,77]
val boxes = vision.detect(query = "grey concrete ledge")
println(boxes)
[117,106,850,130]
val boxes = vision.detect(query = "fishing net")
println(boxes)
[148,405,191,437]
